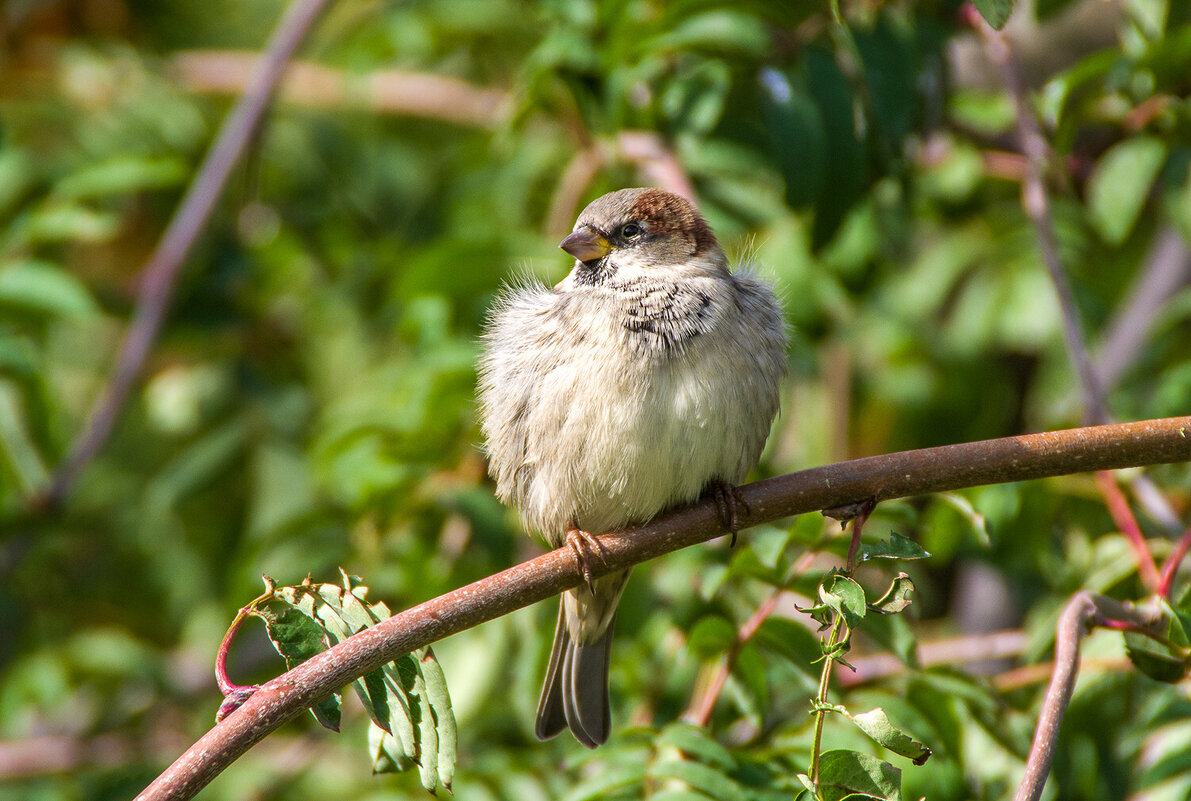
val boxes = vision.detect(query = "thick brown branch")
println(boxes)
[137,416,1191,801]
[35,0,332,512]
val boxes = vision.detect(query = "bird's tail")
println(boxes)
[535,602,614,748]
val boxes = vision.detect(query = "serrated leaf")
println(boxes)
[1124,632,1190,683]
[369,722,415,774]
[420,647,457,792]
[817,749,902,801]
[253,575,455,791]
[820,575,868,628]
[254,602,341,730]
[656,722,735,770]
[972,0,1014,28]
[410,657,440,793]
[847,708,932,765]
[860,533,930,563]
[868,573,915,615]
[1087,136,1167,245]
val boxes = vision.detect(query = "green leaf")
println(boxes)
[689,615,737,659]
[858,613,919,668]
[645,791,716,801]
[0,260,99,319]
[754,616,825,675]
[820,575,868,628]
[648,758,744,800]
[859,533,930,563]
[1124,600,1190,683]
[254,575,455,791]
[0,381,49,494]
[727,643,767,726]
[559,760,647,801]
[420,648,458,792]
[54,155,187,200]
[971,0,1015,29]
[651,10,768,55]
[761,68,827,209]
[19,203,120,244]
[817,749,902,801]
[255,600,342,730]
[846,707,932,765]
[750,525,792,570]
[656,722,736,770]
[935,492,990,546]
[369,723,414,774]
[868,573,915,615]
[1087,136,1168,245]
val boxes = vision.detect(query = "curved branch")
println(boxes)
[136,416,1191,801]
[1013,592,1160,801]
[34,0,333,512]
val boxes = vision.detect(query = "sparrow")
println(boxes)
[478,187,787,747]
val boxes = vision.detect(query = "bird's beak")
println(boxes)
[559,226,611,262]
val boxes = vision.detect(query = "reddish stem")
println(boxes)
[1095,471,1161,593]
[1159,525,1191,598]
[684,552,817,727]
[685,590,784,727]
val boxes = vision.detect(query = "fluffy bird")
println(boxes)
[478,187,787,747]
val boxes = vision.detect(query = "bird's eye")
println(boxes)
[621,222,642,239]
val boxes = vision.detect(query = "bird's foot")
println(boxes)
[565,527,608,593]
[704,479,749,547]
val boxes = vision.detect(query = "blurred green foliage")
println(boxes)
[1,0,1190,798]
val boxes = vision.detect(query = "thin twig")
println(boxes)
[134,417,1191,801]
[684,587,786,727]
[1095,227,1191,392]
[616,131,698,202]
[545,145,606,237]
[838,628,1029,686]
[971,6,1186,553]
[970,10,1110,426]
[993,656,1133,691]
[1013,592,1161,801]
[34,0,333,511]
[174,51,511,127]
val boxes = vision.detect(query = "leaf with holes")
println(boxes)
[868,573,915,615]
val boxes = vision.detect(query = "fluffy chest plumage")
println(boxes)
[480,274,780,542]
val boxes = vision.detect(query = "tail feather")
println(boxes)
[535,609,569,741]
[535,603,613,748]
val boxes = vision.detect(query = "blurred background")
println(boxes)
[1,0,1190,798]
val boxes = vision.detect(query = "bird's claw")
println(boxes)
[566,527,608,593]
[705,479,749,547]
